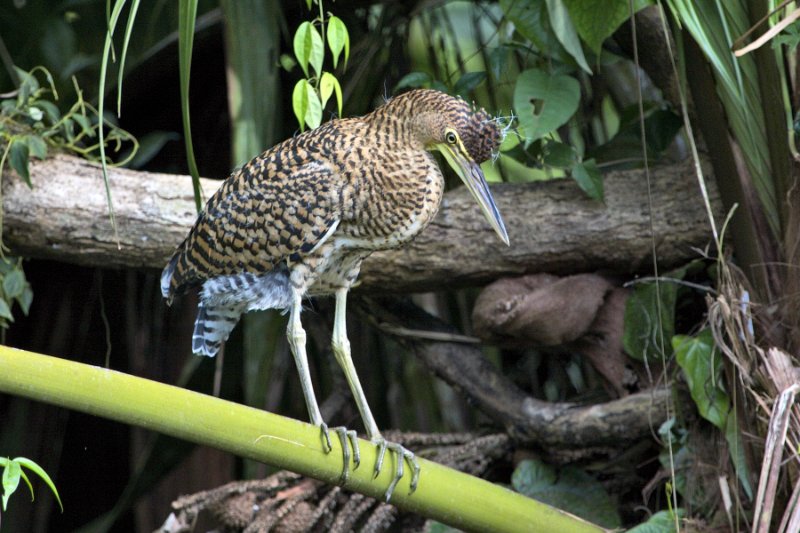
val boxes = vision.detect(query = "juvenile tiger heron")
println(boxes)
[161,89,509,500]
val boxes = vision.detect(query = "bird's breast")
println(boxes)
[338,150,444,251]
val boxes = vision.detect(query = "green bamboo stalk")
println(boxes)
[0,346,605,532]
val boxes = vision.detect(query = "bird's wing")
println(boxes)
[162,155,343,298]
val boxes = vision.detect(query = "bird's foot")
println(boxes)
[319,423,361,485]
[372,437,420,502]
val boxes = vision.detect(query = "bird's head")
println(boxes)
[393,89,509,246]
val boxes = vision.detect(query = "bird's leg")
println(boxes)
[332,288,421,501]
[286,290,328,446]
[286,288,355,483]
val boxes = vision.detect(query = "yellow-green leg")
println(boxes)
[287,288,357,483]
[332,288,421,501]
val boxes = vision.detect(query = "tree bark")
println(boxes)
[3,154,720,291]
[358,296,676,450]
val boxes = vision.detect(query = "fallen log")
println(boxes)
[2,154,720,291]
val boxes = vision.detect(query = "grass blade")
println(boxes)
[178,0,203,212]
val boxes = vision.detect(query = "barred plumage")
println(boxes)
[161,88,507,500]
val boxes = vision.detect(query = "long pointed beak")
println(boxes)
[437,143,510,246]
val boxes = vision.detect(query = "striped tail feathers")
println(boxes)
[192,302,245,357]
[189,271,293,356]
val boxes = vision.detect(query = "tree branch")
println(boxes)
[359,297,673,449]
[3,154,720,292]
[0,346,604,533]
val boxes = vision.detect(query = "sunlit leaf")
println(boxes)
[292,80,322,130]
[327,15,349,69]
[292,79,310,131]
[2,458,21,511]
[304,87,322,129]
[320,72,342,116]
[293,21,324,77]
[14,457,63,512]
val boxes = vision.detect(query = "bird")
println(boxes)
[161,88,509,501]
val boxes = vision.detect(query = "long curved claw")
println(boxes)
[319,422,332,452]
[371,437,420,501]
[331,426,361,485]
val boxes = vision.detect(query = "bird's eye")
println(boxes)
[445,130,457,144]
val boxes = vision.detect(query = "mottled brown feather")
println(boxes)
[164,89,500,298]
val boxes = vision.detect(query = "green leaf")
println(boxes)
[570,159,603,201]
[0,258,16,275]
[127,131,179,170]
[292,79,310,131]
[512,459,621,528]
[2,458,21,511]
[15,67,39,107]
[293,21,324,78]
[326,15,349,69]
[304,88,322,129]
[72,113,93,135]
[279,53,296,72]
[319,72,342,117]
[8,139,32,187]
[513,68,580,145]
[28,106,44,122]
[454,71,486,96]
[673,330,729,429]
[590,108,682,164]
[500,0,566,59]
[0,298,14,322]
[623,266,686,361]
[37,100,61,123]
[488,45,511,80]
[14,457,63,512]
[3,269,25,300]
[426,521,463,533]
[627,509,685,533]
[24,135,48,159]
[17,284,33,316]
[724,410,753,500]
[562,0,652,55]
[292,79,322,130]
[394,71,431,92]
[542,141,576,168]
[545,0,592,73]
